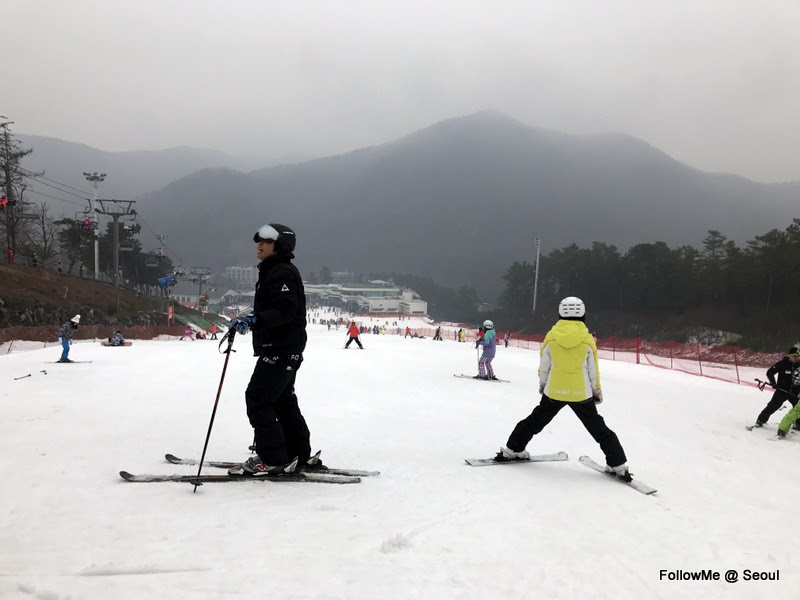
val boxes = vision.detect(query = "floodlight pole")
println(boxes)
[532,237,541,314]
[95,200,136,287]
[82,172,106,280]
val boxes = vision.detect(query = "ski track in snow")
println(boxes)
[1,310,797,599]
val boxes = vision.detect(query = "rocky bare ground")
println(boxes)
[0,264,202,329]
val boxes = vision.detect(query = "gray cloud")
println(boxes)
[5,0,799,181]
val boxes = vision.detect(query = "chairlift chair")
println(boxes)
[73,210,98,230]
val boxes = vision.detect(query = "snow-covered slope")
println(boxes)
[0,314,795,599]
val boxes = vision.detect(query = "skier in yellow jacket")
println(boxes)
[498,296,632,481]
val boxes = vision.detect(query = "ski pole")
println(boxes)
[755,378,798,397]
[192,328,237,492]
[14,374,31,380]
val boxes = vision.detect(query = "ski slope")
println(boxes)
[1,316,796,599]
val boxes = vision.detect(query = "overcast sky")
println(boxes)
[5,0,799,182]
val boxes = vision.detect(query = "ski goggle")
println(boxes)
[253,224,280,243]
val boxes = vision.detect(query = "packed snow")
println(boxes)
[1,311,797,599]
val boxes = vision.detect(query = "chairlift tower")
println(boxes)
[95,199,136,287]
[82,172,106,279]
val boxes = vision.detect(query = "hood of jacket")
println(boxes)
[550,319,592,349]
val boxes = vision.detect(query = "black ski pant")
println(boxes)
[345,336,363,349]
[757,390,800,427]
[507,395,627,468]
[245,354,310,466]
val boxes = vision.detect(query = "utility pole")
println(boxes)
[2,128,15,254]
[532,237,541,314]
[95,199,136,287]
[82,172,106,279]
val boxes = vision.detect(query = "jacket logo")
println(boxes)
[280,284,290,292]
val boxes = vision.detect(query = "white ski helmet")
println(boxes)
[483,319,494,329]
[558,297,585,318]
[70,314,81,324]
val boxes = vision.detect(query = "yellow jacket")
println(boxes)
[539,320,600,402]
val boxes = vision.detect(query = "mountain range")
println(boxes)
[17,134,277,200]
[20,112,800,298]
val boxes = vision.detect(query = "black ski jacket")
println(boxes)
[766,357,800,396]
[250,253,307,356]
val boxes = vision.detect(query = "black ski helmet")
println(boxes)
[253,223,296,254]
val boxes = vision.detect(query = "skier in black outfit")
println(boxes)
[752,344,800,430]
[229,223,319,476]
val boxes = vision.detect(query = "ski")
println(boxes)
[50,360,93,364]
[454,374,510,383]
[578,456,657,495]
[465,451,568,467]
[164,453,380,477]
[119,471,361,484]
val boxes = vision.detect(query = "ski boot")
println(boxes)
[239,455,298,477]
[495,446,530,462]
[300,450,328,472]
[605,463,633,482]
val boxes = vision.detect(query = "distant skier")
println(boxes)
[433,326,442,341]
[228,223,318,476]
[210,323,218,340]
[498,297,633,482]
[107,330,125,346]
[57,314,80,362]
[474,320,497,380]
[504,331,511,348]
[345,321,364,349]
[753,343,800,431]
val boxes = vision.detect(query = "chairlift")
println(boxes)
[119,240,134,252]
[73,210,98,230]
[13,202,39,220]
[122,215,141,235]
[145,254,158,267]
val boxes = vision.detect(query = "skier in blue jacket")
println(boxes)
[57,314,80,362]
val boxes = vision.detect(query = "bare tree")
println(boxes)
[22,201,59,259]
